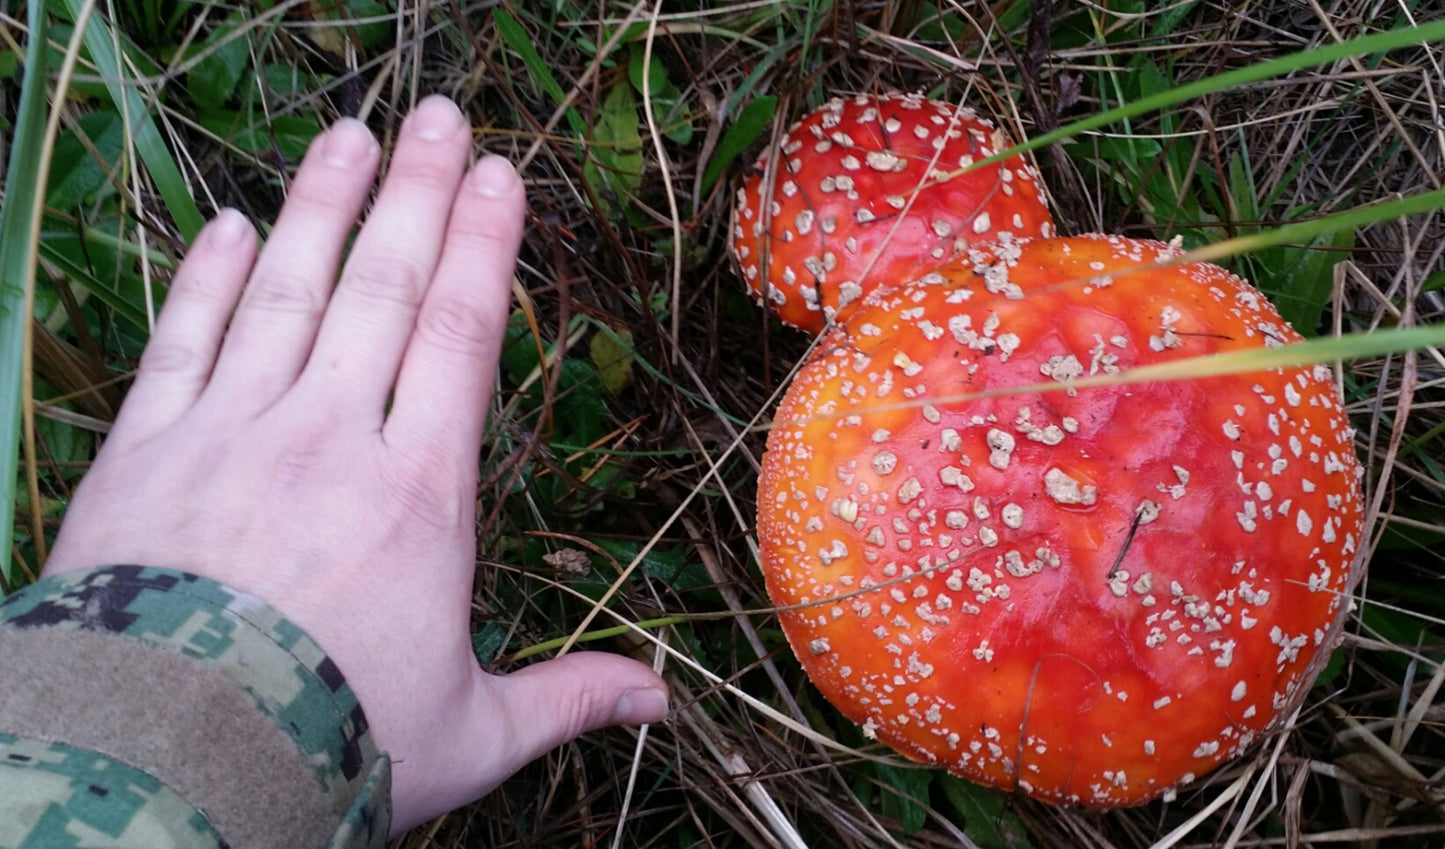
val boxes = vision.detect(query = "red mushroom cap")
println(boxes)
[757,234,1364,806]
[731,93,1055,334]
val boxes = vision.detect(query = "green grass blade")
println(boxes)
[1135,188,1445,276]
[494,7,588,139]
[795,324,1445,428]
[62,0,206,240]
[0,4,50,593]
[958,19,1445,174]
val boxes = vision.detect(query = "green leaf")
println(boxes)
[940,776,1034,849]
[264,62,327,99]
[583,79,644,215]
[187,25,252,111]
[471,622,510,664]
[700,94,776,197]
[1131,53,1172,100]
[47,111,126,209]
[34,406,89,469]
[641,545,710,591]
[629,46,692,145]
[873,762,931,835]
[1254,228,1353,335]
[500,310,542,386]
[38,231,150,331]
[199,111,323,161]
[556,357,608,446]
[340,0,391,50]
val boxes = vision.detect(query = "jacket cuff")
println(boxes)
[0,565,390,848]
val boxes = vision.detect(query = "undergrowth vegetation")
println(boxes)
[4,1,1444,846]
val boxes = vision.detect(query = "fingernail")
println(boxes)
[322,118,377,167]
[207,208,252,247]
[610,688,670,725]
[407,96,465,141]
[467,155,519,197]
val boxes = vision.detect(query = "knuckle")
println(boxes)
[287,171,359,216]
[242,270,331,318]
[381,456,470,530]
[341,258,430,309]
[448,212,523,254]
[416,295,496,356]
[386,155,464,197]
[168,270,238,307]
[559,678,617,740]
[138,340,208,377]
[266,417,336,488]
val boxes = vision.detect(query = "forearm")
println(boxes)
[0,566,390,848]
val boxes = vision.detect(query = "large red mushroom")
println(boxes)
[732,93,1054,334]
[757,234,1364,806]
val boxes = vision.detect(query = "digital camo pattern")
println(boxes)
[330,754,391,849]
[0,566,392,848]
[0,732,222,849]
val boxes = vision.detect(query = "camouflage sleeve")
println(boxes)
[0,566,392,849]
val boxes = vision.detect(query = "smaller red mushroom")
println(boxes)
[757,234,1364,806]
[731,93,1054,334]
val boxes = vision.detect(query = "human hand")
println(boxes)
[44,96,669,834]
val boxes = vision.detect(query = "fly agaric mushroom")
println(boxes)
[732,93,1054,334]
[757,234,1363,807]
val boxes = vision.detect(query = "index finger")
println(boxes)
[382,155,525,464]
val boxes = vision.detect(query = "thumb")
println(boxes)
[388,652,669,833]
[487,652,669,770]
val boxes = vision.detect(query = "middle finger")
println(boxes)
[296,95,473,418]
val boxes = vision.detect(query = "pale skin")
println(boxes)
[43,95,670,835]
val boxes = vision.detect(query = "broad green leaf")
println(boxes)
[199,111,322,161]
[597,540,701,590]
[629,46,692,145]
[873,762,931,835]
[1255,228,1353,335]
[471,622,510,665]
[556,357,608,446]
[583,80,644,214]
[940,777,1033,849]
[187,24,252,111]
[500,310,542,386]
[700,94,776,196]
[47,110,126,209]
[264,62,328,99]
[38,231,150,332]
